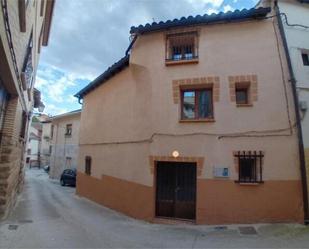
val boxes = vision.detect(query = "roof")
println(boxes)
[75,7,271,99]
[75,55,130,99]
[130,7,271,34]
[51,109,82,121]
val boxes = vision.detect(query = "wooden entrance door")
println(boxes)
[155,162,196,220]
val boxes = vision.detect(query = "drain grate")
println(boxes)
[239,226,257,235]
[214,226,228,231]
[8,224,18,230]
[18,219,33,223]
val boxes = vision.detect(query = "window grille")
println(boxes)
[234,151,264,183]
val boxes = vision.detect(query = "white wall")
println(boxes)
[279,1,309,147]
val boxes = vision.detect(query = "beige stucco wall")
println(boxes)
[50,113,81,179]
[79,18,300,187]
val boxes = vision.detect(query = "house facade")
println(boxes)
[49,110,81,179]
[0,0,55,218]
[275,0,309,214]
[26,116,42,168]
[75,7,305,224]
[40,119,52,167]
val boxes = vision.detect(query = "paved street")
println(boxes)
[0,169,309,248]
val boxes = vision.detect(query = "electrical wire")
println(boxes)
[79,11,306,146]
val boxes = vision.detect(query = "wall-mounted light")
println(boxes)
[172,150,179,158]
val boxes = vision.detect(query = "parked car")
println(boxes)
[60,168,76,187]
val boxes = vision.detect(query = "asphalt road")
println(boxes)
[1,169,309,248]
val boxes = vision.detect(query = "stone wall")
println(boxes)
[0,97,26,218]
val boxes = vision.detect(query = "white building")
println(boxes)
[277,0,309,147]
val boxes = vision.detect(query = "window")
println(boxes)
[18,1,27,32]
[85,156,91,175]
[234,151,264,184]
[0,83,9,136]
[65,157,72,168]
[65,124,72,136]
[166,32,198,63]
[236,88,248,105]
[40,0,45,16]
[235,82,251,106]
[21,33,33,90]
[181,88,213,120]
[49,145,52,154]
[302,53,309,66]
[50,125,54,139]
[20,111,28,139]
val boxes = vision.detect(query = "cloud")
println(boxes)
[44,103,68,116]
[37,0,259,115]
[223,5,235,12]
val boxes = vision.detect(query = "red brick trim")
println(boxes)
[172,76,220,104]
[228,74,258,104]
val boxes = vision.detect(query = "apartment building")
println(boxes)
[0,0,55,218]
[40,118,52,167]
[49,110,81,179]
[26,116,42,168]
[75,6,306,224]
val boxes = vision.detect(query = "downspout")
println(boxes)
[274,2,309,224]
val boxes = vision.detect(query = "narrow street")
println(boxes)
[1,169,309,248]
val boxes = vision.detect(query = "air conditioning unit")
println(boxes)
[299,101,308,112]
[213,167,229,178]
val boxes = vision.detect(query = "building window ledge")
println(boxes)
[165,58,199,66]
[234,181,264,186]
[236,103,253,107]
[179,118,215,123]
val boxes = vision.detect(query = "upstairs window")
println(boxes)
[50,125,54,139]
[166,32,198,64]
[181,88,213,120]
[302,52,309,66]
[18,0,29,32]
[20,111,28,139]
[235,82,251,106]
[21,33,33,90]
[234,151,264,184]
[40,0,45,16]
[65,124,72,136]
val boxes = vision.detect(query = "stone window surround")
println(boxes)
[228,74,258,107]
[172,76,220,105]
[149,155,204,177]
[172,76,220,122]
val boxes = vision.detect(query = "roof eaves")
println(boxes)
[130,7,271,34]
[74,55,130,99]
[42,0,55,46]
[51,109,82,120]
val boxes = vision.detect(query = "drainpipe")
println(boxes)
[274,2,309,224]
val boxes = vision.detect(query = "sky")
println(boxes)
[36,0,259,116]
